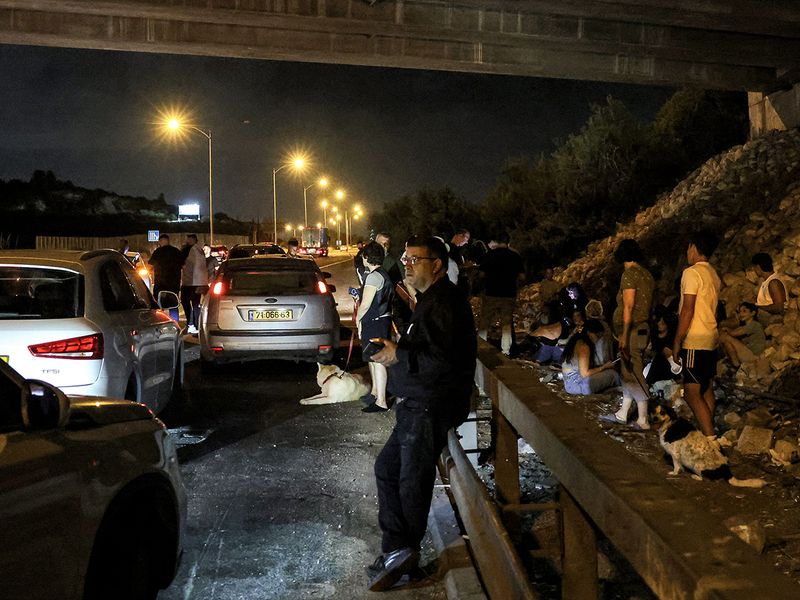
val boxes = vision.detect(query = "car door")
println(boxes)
[97,259,160,410]
[122,262,179,412]
[0,367,82,600]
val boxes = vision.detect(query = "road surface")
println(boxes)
[158,253,448,599]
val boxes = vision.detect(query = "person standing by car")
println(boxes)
[180,234,208,335]
[149,234,183,320]
[356,241,395,413]
[368,236,476,591]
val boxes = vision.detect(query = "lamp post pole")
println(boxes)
[272,167,279,243]
[183,126,214,244]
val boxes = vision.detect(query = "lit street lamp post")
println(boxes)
[302,177,328,228]
[165,118,214,244]
[320,199,328,225]
[272,157,305,243]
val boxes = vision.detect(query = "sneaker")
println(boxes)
[367,548,420,592]
[187,324,199,335]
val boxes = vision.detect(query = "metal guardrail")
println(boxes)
[442,339,798,599]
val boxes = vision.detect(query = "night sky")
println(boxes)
[0,44,674,224]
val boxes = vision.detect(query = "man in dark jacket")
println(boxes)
[368,236,477,591]
[148,234,183,320]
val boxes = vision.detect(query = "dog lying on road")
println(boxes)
[300,364,370,405]
[653,405,766,488]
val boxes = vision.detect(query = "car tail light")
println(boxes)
[318,345,332,352]
[211,281,225,295]
[29,333,104,359]
[316,280,328,294]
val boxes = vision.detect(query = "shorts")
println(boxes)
[360,316,392,361]
[680,348,717,393]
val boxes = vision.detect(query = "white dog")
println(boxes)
[300,364,370,405]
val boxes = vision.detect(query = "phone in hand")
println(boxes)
[363,338,385,360]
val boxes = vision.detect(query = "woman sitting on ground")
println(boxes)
[561,319,620,395]
[644,308,680,388]
[719,302,766,368]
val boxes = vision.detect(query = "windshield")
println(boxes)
[0,266,84,319]
[224,270,319,296]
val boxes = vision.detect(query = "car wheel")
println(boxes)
[124,376,138,402]
[200,357,219,375]
[83,486,177,600]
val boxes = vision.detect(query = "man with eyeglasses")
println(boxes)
[367,236,477,591]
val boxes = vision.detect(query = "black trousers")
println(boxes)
[374,399,450,553]
[180,285,205,329]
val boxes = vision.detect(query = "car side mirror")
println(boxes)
[321,271,332,279]
[21,379,70,430]
[328,285,337,293]
[158,291,180,310]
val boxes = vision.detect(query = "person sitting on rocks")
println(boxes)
[719,302,766,368]
[585,299,613,364]
[561,319,620,395]
[529,308,583,364]
[644,307,680,390]
[752,252,788,326]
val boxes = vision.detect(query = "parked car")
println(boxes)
[0,359,186,600]
[199,256,339,368]
[227,243,285,259]
[0,249,183,414]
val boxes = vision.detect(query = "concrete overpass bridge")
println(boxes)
[1,1,799,130]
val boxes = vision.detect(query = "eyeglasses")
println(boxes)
[401,255,436,266]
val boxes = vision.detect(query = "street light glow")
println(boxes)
[318,177,329,188]
[316,222,322,228]
[285,224,292,232]
[320,200,328,208]
[335,189,345,200]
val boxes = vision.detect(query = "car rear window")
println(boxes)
[224,269,319,296]
[0,266,83,319]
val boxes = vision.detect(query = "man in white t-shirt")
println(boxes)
[672,231,721,438]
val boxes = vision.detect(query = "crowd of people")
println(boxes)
[144,233,219,335]
[520,234,789,439]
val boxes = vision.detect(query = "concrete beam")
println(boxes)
[0,0,795,90]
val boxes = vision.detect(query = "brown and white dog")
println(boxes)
[299,364,370,405]
[652,405,766,488]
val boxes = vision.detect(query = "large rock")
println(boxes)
[736,426,774,455]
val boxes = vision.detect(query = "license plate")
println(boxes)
[248,309,293,321]
[0,356,7,363]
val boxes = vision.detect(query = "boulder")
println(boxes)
[723,411,743,430]
[722,429,739,444]
[744,407,776,428]
[736,426,774,455]
[772,439,799,464]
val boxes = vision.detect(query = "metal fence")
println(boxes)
[440,340,798,599]
[36,233,251,255]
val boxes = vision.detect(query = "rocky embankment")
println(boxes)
[519,127,800,397]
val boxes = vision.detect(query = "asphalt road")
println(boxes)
[158,253,447,599]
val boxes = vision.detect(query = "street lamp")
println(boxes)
[163,117,214,244]
[335,213,342,244]
[303,177,329,228]
[320,199,329,224]
[272,156,306,243]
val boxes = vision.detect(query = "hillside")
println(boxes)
[519,127,800,392]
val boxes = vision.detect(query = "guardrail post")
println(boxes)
[560,487,598,600]
[494,394,521,539]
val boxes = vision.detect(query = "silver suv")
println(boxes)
[0,360,186,600]
[199,256,339,368]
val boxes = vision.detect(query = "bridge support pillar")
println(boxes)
[749,83,800,138]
